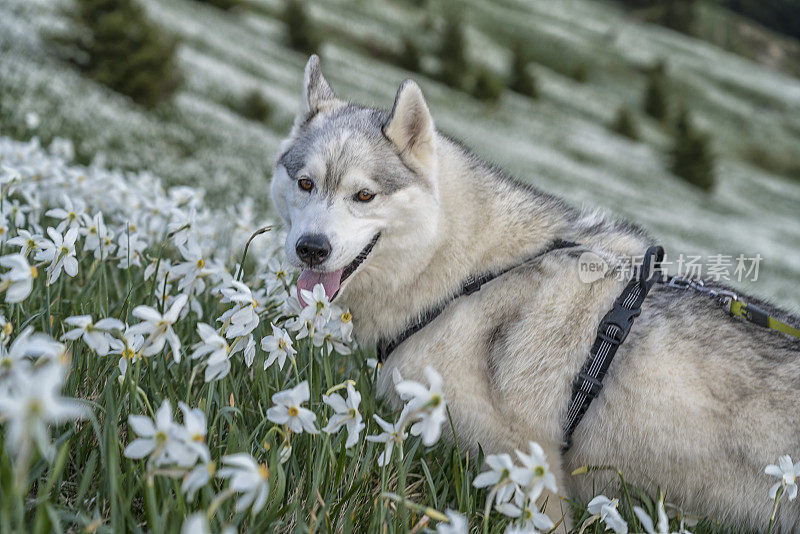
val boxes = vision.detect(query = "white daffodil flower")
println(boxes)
[473,453,524,505]
[7,228,43,256]
[366,411,409,467]
[264,256,293,295]
[181,513,210,534]
[116,231,147,269]
[35,226,79,284]
[634,500,679,534]
[182,460,216,499]
[261,323,296,370]
[0,253,35,303]
[437,509,468,534]
[61,315,124,356]
[766,454,800,501]
[299,284,332,323]
[322,382,365,448]
[176,401,210,464]
[129,294,188,361]
[124,399,194,467]
[0,362,86,460]
[191,323,232,382]
[80,212,115,260]
[587,495,629,534]
[514,441,558,502]
[171,236,209,291]
[0,326,65,377]
[395,366,447,446]
[44,195,83,233]
[495,491,554,534]
[266,381,318,434]
[217,453,270,514]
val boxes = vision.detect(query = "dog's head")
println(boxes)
[271,56,441,306]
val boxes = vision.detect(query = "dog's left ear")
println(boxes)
[384,80,436,171]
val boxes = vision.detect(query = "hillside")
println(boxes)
[1,0,799,307]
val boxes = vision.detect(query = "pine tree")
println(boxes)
[284,0,320,56]
[644,61,669,121]
[194,0,240,9]
[59,0,181,108]
[508,41,538,98]
[611,107,639,140]
[237,90,273,123]
[661,0,697,35]
[471,68,504,105]
[396,36,422,73]
[438,16,469,91]
[671,108,715,191]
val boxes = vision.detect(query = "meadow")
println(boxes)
[1,0,800,532]
[0,132,797,533]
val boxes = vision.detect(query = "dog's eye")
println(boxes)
[298,178,314,192]
[355,190,374,202]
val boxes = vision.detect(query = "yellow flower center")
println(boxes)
[430,394,442,408]
[348,408,357,418]
[155,431,167,444]
[30,266,38,279]
[258,464,269,479]
[123,347,135,360]
[192,433,204,443]
[534,465,545,477]
[4,323,13,336]
[89,226,97,235]
[196,258,205,268]
[288,406,299,417]
[341,312,352,323]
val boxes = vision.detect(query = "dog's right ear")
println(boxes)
[297,55,338,122]
[384,80,436,172]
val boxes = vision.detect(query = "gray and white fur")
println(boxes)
[271,56,800,532]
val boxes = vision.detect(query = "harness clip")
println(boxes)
[597,303,641,344]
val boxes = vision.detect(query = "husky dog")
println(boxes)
[271,56,800,531]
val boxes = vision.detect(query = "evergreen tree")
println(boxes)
[671,108,715,191]
[58,0,181,108]
[644,61,669,121]
[396,36,422,73]
[237,90,273,123]
[611,107,639,140]
[284,0,320,56]
[471,68,504,104]
[508,41,538,98]
[194,0,240,9]
[438,16,469,91]
[661,0,697,34]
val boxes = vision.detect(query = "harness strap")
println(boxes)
[562,245,664,452]
[376,239,579,362]
[728,300,800,339]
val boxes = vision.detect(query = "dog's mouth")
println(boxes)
[296,233,380,307]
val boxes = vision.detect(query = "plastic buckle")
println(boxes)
[575,372,604,398]
[463,276,482,295]
[597,302,641,344]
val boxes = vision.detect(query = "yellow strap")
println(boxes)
[729,300,800,339]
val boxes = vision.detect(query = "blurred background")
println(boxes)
[1,0,799,306]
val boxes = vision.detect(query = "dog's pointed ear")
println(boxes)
[384,80,436,171]
[299,55,337,119]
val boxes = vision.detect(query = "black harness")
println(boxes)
[375,240,665,451]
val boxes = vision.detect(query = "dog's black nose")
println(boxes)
[295,234,331,266]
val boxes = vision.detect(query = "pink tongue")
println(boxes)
[297,269,344,307]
